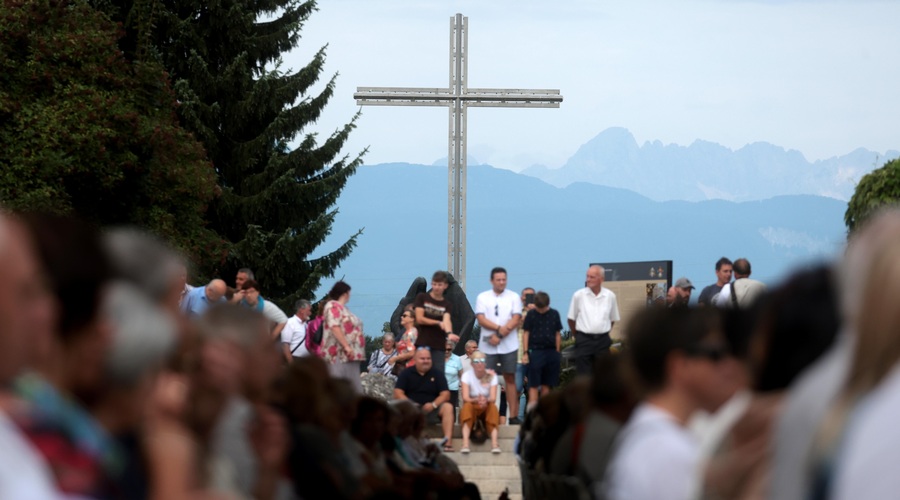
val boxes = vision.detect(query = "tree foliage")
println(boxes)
[846,158,900,232]
[0,0,222,262]
[100,0,365,307]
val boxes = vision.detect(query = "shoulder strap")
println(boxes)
[290,319,307,354]
[730,278,743,308]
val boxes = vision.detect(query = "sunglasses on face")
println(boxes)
[401,313,412,318]
[416,346,431,352]
[472,359,486,364]
[445,348,453,352]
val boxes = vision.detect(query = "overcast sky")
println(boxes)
[284,0,900,172]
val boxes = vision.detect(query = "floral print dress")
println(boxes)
[322,300,366,364]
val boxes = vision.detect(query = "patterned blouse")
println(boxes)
[322,300,366,363]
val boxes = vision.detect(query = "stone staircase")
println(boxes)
[440,424,522,500]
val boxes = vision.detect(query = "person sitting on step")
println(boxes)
[459,351,502,454]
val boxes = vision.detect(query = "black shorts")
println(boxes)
[528,348,561,388]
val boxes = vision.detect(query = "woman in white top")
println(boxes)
[368,333,398,377]
[459,351,501,453]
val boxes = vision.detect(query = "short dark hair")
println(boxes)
[241,279,260,291]
[715,257,733,271]
[627,307,722,392]
[432,270,450,283]
[490,267,507,279]
[328,281,351,300]
[733,258,751,276]
[534,291,550,309]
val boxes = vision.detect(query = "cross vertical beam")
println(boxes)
[448,13,467,291]
[354,13,562,292]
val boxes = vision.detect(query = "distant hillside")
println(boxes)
[315,162,848,335]
[522,127,899,202]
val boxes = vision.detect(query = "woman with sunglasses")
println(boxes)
[459,351,501,454]
[392,307,418,371]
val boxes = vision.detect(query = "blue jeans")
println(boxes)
[515,363,528,420]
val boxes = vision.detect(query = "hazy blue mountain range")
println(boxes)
[522,127,899,202]
[314,162,847,337]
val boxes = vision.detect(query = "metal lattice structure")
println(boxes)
[354,13,563,291]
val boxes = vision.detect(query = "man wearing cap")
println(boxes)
[568,265,620,376]
[666,277,695,308]
[714,258,766,309]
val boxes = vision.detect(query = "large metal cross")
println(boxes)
[354,13,562,291]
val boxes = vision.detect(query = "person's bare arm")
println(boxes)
[416,306,441,326]
[331,326,353,356]
[476,313,502,331]
[522,330,530,364]
[567,318,577,334]
[270,322,286,341]
[282,343,293,364]
[393,388,408,400]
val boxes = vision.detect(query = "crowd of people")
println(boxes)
[3,205,900,500]
[0,212,482,499]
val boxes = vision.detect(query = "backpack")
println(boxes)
[305,316,325,355]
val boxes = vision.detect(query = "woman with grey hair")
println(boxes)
[368,333,398,377]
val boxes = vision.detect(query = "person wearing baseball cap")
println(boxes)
[667,277,695,308]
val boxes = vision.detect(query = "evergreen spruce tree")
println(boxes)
[102,0,365,305]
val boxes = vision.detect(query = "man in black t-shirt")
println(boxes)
[522,291,563,406]
[697,257,733,306]
[414,270,457,376]
[394,347,455,450]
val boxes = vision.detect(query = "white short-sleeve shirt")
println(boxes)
[261,300,289,325]
[474,288,523,355]
[602,403,699,500]
[461,369,498,398]
[568,287,620,334]
[281,315,308,356]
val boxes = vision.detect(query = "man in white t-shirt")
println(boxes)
[601,307,736,500]
[568,265,620,375]
[474,267,523,424]
[281,299,312,363]
[239,280,289,340]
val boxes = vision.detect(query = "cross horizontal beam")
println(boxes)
[354,88,562,107]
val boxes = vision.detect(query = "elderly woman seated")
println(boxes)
[459,351,501,454]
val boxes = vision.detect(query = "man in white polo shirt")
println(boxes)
[475,267,524,425]
[568,265,620,375]
[281,299,312,363]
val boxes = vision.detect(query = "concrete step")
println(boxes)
[470,478,521,495]
[446,451,518,465]
[457,464,520,480]
[425,424,521,440]
[439,437,515,453]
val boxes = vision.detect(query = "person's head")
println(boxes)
[240,279,261,306]
[715,257,733,286]
[672,277,694,304]
[522,287,535,302]
[464,340,477,356]
[431,270,450,296]
[351,396,389,449]
[732,258,752,279]
[445,339,456,359]
[235,268,254,289]
[841,209,900,398]
[400,306,415,329]
[586,265,605,292]
[750,265,839,393]
[0,215,50,384]
[328,281,351,302]
[382,332,396,351]
[490,267,508,293]
[626,307,733,414]
[414,346,433,373]
[97,282,177,432]
[391,399,422,439]
[470,350,487,376]
[294,299,312,321]
[534,291,550,311]
[199,305,278,401]
[104,228,187,315]
[591,354,635,423]
[206,279,227,302]
[22,213,113,404]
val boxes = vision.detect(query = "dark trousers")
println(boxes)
[574,331,611,375]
